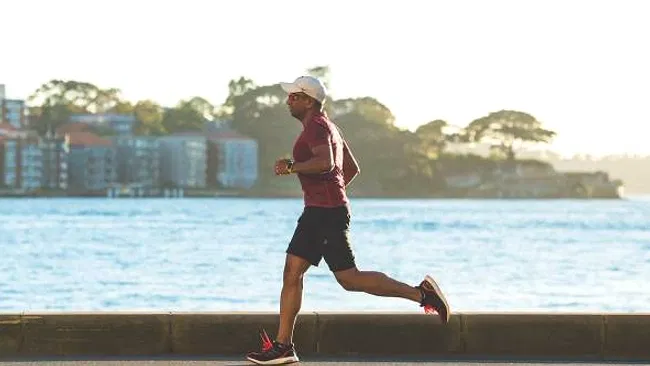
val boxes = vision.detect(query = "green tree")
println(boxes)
[227,83,302,192]
[133,100,166,136]
[109,100,135,114]
[218,77,257,117]
[332,98,436,196]
[26,80,128,135]
[464,110,556,160]
[163,97,216,133]
[415,119,449,159]
[86,87,123,114]
[27,80,91,135]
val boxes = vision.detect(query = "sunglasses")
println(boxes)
[287,92,310,102]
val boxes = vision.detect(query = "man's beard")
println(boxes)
[290,109,304,119]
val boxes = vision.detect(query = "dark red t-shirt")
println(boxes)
[292,112,349,208]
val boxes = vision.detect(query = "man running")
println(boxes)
[246,75,450,365]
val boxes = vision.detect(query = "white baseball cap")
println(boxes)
[280,76,327,104]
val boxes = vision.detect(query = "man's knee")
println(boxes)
[283,268,304,285]
[334,267,361,291]
[283,254,311,285]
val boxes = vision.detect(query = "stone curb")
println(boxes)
[0,312,648,361]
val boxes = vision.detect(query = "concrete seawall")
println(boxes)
[0,312,648,361]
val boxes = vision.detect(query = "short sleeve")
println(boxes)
[305,122,332,150]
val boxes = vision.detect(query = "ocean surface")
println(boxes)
[1,196,649,313]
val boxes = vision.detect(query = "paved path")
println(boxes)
[0,358,646,366]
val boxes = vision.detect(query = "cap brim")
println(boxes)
[280,82,302,94]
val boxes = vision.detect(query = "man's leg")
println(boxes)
[276,253,311,345]
[333,267,450,323]
[333,267,421,302]
[323,206,450,323]
[246,254,313,365]
[322,207,421,302]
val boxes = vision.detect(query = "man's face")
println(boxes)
[286,92,313,119]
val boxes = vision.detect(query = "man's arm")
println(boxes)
[342,139,360,186]
[290,144,333,174]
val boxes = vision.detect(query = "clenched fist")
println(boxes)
[274,158,294,175]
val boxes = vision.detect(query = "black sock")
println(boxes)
[417,287,425,304]
[275,340,290,347]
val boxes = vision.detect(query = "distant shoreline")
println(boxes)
[0,191,632,200]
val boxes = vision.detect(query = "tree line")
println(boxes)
[24,66,557,196]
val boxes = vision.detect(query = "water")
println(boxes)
[1,197,649,313]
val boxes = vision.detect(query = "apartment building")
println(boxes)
[1,84,27,129]
[69,114,136,136]
[40,133,69,190]
[1,132,43,191]
[66,131,116,193]
[158,134,207,188]
[113,136,160,187]
[206,130,258,189]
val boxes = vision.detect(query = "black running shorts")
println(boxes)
[286,205,356,272]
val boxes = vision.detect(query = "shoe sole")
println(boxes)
[424,275,450,323]
[246,355,299,365]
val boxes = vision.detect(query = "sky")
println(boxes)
[1,0,648,157]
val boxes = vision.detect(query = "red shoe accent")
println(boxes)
[259,328,273,352]
[423,304,438,315]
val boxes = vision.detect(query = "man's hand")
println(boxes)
[274,158,293,176]
[342,139,360,186]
